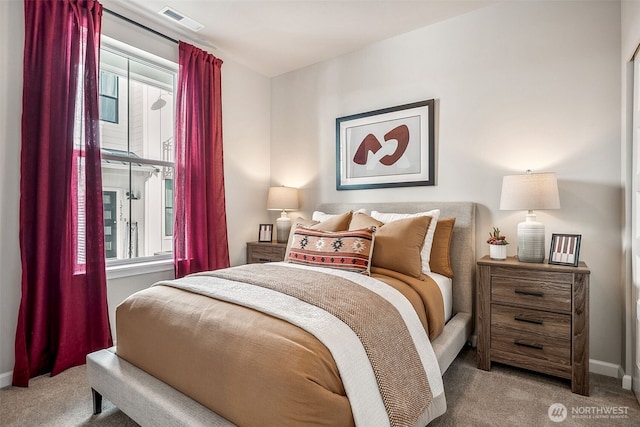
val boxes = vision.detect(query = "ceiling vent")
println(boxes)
[158,6,204,32]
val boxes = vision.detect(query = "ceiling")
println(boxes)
[103,0,498,77]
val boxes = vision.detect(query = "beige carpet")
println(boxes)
[0,346,638,426]
[432,348,640,426]
[0,365,136,426]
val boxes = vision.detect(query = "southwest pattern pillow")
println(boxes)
[287,226,375,274]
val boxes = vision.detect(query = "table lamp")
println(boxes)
[500,170,560,263]
[267,186,299,243]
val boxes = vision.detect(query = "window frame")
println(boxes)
[99,36,178,272]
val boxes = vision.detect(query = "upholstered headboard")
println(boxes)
[316,202,476,319]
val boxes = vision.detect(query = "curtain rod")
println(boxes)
[103,7,179,45]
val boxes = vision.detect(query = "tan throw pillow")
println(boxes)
[371,209,440,274]
[349,211,383,230]
[311,211,352,231]
[429,218,456,278]
[350,212,431,279]
[288,226,375,274]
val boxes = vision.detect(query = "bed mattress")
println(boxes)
[429,271,452,322]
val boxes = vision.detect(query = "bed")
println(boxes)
[87,201,476,426]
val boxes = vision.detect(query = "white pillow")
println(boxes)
[370,209,440,274]
[312,209,367,222]
[312,211,336,222]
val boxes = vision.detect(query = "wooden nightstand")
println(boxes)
[246,241,287,264]
[477,256,590,395]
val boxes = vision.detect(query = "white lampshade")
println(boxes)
[267,186,299,243]
[500,172,560,211]
[500,171,560,263]
[267,186,299,211]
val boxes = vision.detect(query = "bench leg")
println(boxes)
[92,388,103,415]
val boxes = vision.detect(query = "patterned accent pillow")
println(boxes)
[285,211,354,257]
[287,226,375,274]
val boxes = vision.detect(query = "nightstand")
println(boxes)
[477,256,590,395]
[246,241,287,264]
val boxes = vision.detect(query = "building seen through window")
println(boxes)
[98,44,176,262]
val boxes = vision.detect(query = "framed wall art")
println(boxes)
[258,224,273,242]
[336,99,435,190]
[548,233,581,266]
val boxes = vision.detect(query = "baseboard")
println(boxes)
[589,358,621,378]
[622,374,632,390]
[589,359,623,379]
[0,370,13,388]
[588,359,635,390]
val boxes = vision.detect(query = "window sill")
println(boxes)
[106,257,174,280]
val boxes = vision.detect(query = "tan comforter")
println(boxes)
[116,263,445,426]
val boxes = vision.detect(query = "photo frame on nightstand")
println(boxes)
[548,233,581,266]
[258,224,273,242]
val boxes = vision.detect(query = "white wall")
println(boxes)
[271,1,623,368]
[222,60,272,264]
[0,1,271,385]
[0,0,25,387]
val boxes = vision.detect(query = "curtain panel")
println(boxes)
[174,42,230,277]
[14,0,112,387]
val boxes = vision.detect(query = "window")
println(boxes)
[99,70,118,123]
[97,40,177,263]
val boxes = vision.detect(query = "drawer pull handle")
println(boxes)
[514,340,543,350]
[258,258,271,262]
[514,289,544,297]
[514,316,543,325]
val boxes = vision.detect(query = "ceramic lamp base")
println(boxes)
[517,213,545,263]
[276,213,291,243]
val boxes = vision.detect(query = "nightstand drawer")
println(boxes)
[491,328,571,367]
[490,265,573,283]
[491,277,571,313]
[491,305,571,340]
[249,247,284,263]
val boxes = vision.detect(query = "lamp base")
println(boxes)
[517,213,545,263]
[276,213,291,244]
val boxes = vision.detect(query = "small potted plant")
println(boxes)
[487,227,509,260]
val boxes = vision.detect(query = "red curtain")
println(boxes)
[14,0,112,387]
[174,42,230,278]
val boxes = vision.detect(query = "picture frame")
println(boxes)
[548,233,582,266]
[336,99,435,190]
[258,224,273,242]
